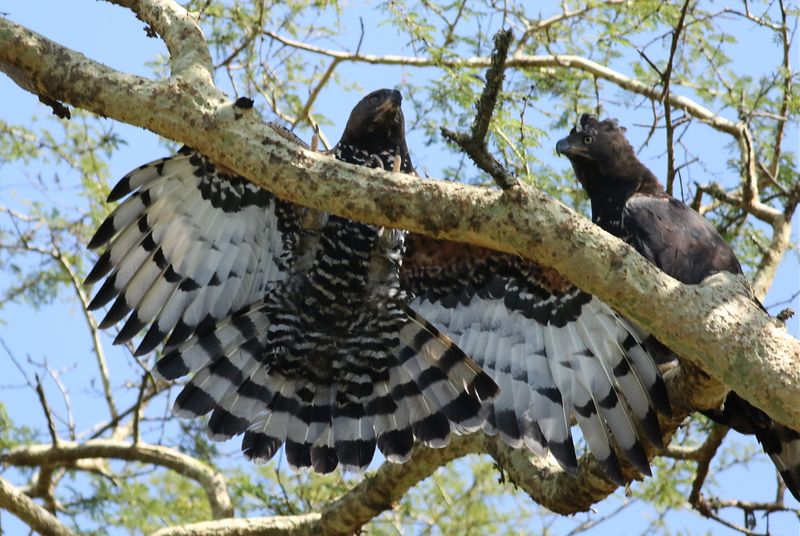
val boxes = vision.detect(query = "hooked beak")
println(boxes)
[555,137,572,157]
[376,91,403,125]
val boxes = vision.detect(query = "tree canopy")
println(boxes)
[0,1,798,534]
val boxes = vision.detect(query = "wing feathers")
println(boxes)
[404,236,670,480]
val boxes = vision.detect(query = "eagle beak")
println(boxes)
[555,138,572,157]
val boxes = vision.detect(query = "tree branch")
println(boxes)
[262,30,740,136]
[441,28,518,189]
[0,476,76,536]
[1,440,233,519]
[1,15,798,435]
[107,0,213,81]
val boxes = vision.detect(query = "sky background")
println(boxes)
[0,1,798,534]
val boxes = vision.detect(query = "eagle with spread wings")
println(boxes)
[85,90,669,482]
[557,113,800,499]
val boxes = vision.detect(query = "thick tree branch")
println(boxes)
[1,440,233,519]
[1,15,798,434]
[0,476,76,536]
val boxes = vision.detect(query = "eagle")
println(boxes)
[557,113,800,499]
[85,90,668,482]
[85,89,498,473]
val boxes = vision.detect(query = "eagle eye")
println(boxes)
[583,135,594,144]
[368,95,381,105]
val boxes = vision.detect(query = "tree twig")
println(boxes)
[34,376,60,447]
[661,0,692,195]
[440,28,518,189]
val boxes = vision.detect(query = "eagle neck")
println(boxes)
[588,179,636,238]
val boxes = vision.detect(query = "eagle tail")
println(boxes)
[153,299,497,473]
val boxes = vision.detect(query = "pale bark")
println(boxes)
[0,476,77,536]
[1,440,233,519]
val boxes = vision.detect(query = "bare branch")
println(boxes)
[441,28,519,189]
[263,31,741,136]
[514,0,626,52]
[661,0,692,195]
[0,476,76,536]
[53,246,118,421]
[34,377,60,446]
[2,440,233,519]
[107,0,214,80]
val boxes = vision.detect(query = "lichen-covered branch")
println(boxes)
[0,476,76,536]
[107,0,213,81]
[0,15,798,434]
[1,440,233,519]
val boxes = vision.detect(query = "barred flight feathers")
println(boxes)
[86,90,497,473]
[86,140,304,356]
[558,113,800,500]
[402,236,669,484]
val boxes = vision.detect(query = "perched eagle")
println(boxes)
[85,89,498,472]
[85,90,668,482]
[557,113,800,499]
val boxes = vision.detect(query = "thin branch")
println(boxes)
[768,0,792,179]
[53,246,118,421]
[1,440,233,519]
[85,383,165,440]
[132,372,150,444]
[514,0,626,53]
[688,424,729,504]
[441,28,519,189]
[697,182,781,223]
[262,30,741,136]
[661,0,692,195]
[44,363,75,439]
[34,376,60,446]
[290,56,341,146]
[0,476,76,536]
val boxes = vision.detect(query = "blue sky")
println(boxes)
[0,1,798,534]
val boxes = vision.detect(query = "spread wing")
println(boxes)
[85,145,306,356]
[622,195,742,284]
[402,235,670,483]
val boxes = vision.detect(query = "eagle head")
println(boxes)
[557,114,664,201]
[340,89,406,148]
[556,114,644,190]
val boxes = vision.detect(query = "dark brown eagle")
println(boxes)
[557,113,800,500]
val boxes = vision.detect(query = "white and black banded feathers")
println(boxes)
[85,89,498,473]
[401,237,671,484]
